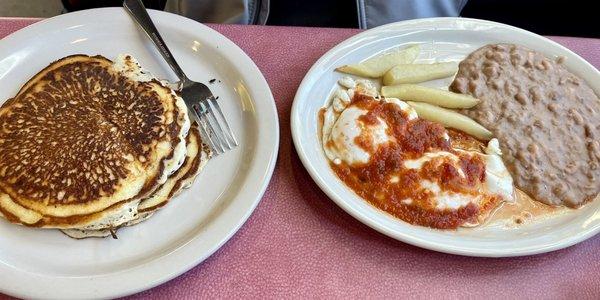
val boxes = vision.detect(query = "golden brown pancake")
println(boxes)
[61,125,210,238]
[0,54,189,225]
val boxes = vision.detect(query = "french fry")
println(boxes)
[381,84,480,108]
[382,62,458,85]
[407,101,493,140]
[335,45,420,78]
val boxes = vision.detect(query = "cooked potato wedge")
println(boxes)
[381,84,480,108]
[335,45,420,78]
[382,62,458,85]
[407,101,493,140]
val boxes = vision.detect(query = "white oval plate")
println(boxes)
[291,18,600,258]
[0,8,278,299]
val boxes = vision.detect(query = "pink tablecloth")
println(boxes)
[1,18,600,299]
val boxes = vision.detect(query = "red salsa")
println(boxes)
[329,94,499,229]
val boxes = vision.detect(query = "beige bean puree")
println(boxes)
[451,44,600,207]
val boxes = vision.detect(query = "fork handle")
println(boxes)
[123,0,188,83]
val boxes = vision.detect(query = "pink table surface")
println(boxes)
[1,17,600,299]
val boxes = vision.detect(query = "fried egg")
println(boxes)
[321,77,514,228]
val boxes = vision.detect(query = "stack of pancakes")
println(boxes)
[0,54,211,238]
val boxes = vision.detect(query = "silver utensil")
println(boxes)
[123,0,238,155]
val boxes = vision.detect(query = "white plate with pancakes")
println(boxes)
[292,18,600,257]
[0,8,278,299]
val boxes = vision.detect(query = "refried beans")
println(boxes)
[450,44,600,207]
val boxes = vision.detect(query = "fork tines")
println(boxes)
[192,96,238,155]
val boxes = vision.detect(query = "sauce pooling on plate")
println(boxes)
[321,79,514,229]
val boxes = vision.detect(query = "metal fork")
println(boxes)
[123,0,238,155]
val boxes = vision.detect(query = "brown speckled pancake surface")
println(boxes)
[61,125,210,238]
[0,54,185,222]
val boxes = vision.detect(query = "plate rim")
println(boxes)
[0,8,279,299]
[291,17,600,258]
